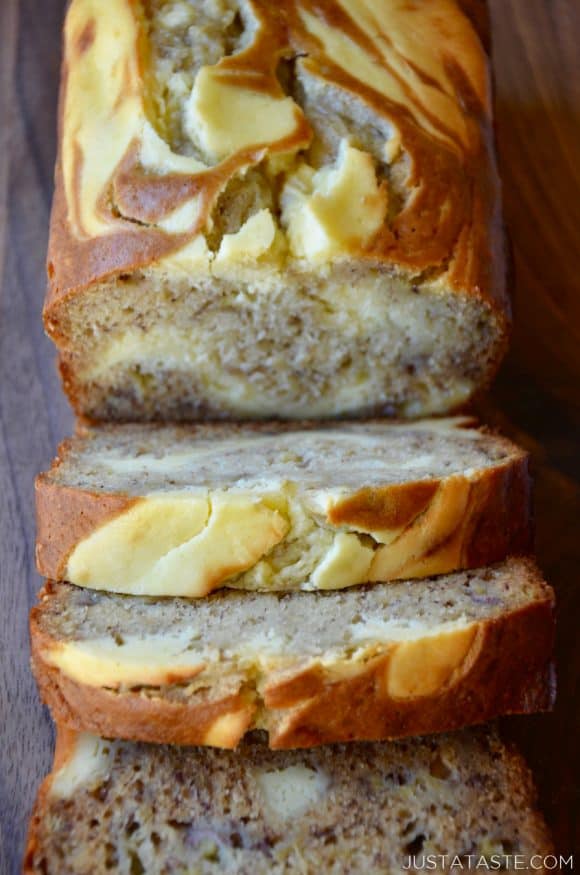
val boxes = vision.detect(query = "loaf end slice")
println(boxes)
[46,0,508,421]
[24,727,553,874]
[31,559,555,749]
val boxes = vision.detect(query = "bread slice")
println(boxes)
[31,559,555,749]
[24,727,553,874]
[46,0,508,422]
[35,418,531,597]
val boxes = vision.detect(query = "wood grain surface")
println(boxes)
[0,0,578,871]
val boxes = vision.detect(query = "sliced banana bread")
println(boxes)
[24,727,553,874]
[36,419,531,597]
[46,0,507,422]
[31,559,555,748]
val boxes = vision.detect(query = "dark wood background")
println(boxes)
[0,1,578,871]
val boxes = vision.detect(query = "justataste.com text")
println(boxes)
[402,854,574,870]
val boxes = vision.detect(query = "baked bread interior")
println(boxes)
[24,727,553,874]
[36,418,531,596]
[31,559,555,748]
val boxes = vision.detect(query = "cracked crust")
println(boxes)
[45,0,509,421]
[48,0,502,303]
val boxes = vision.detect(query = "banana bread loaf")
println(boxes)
[46,0,507,421]
[36,418,531,597]
[31,559,555,748]
[24,727,553,874]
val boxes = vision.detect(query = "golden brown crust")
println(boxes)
[30,653,256,749]
[455,0,491,52]
[328,480,440,530]
[30,591,555,749]
[22,729,82,875]
[35,475,137,580]
[461,457,533,567]
[266,600,555,748]
[45,0,507,318]
[330,451,532,579]
[23,787,49,875]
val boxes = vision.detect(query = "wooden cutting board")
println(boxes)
[0,0,578,870]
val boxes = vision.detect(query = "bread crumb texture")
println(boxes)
[25,728,553,873]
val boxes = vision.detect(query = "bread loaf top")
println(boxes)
[47,0,504,312]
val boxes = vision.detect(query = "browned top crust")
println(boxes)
[46,0,505,315]
[456,0,491,51]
